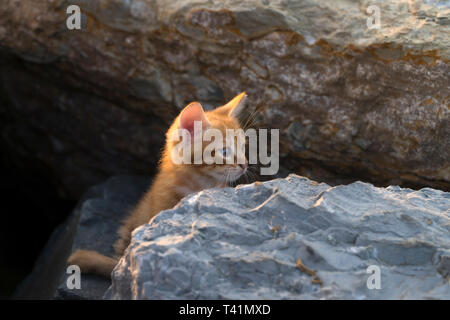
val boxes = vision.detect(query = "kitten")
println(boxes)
[67,92,250,276]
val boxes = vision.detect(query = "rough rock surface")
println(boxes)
[1,0,449,200]
[55,175,149,300]
[106,174,450,299]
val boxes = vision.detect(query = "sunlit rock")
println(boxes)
[106,174,450,299]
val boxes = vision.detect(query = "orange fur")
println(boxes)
[67,250,117,277]
[68,92,250,277]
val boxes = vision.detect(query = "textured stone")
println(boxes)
[106,174,450,300]
[0,0,449,200]
[55,175,149,300]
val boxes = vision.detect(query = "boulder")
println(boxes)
[55,175,149,299]
[0,0,448,202]
[106,174,450,299]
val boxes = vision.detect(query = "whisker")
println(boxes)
[225,169,231,187]
[242,108,259,131]
[244,114,260,131]
[242,109,256,130]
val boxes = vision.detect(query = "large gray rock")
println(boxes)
[106,174,450,299]
[0,0,448,201]
[55,175,149,299]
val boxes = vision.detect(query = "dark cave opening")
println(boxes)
[0,149,75,299]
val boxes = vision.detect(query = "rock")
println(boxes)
[0,0,448,200]
[106,174,450,299]
[55,175,149,300]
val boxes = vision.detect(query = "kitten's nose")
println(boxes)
[239,161,248,171]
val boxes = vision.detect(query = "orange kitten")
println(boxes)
[68,92,249,276]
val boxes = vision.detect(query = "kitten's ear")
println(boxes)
[179,102,211,133]
[216,92,247,118]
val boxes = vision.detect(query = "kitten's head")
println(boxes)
[165,92,249,185]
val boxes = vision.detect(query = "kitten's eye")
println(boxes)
[220,147,231,158]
